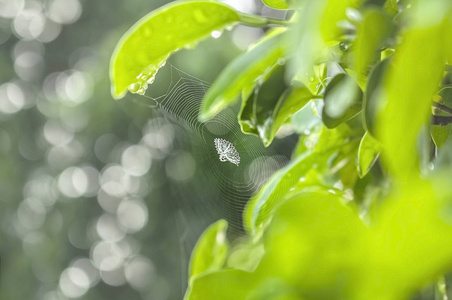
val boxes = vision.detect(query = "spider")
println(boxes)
[214,138,240,166]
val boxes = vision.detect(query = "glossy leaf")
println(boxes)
[227,239,265,272]
[362,179,452,299]
[200,30,286,121]
[239,64,287,143]
[247,278,303,300]
[184,269,259,300]
[291,126,322,159]
[437,86,452,108]
[257,178,452,299]
[320,0,363,42]
[431,125,452,148]
[110,1,240,99]
[290,0,363,82]
[431,87,452,148]
[447,16,452,64]
[289,2,327,80]
[258,190,367,299]
[363,58,389,135]
[291,101,321,135]
[322,73,363,128]
[357,131,382,178]
[244,125,356,235]
[239,65,313,146]
[188,219,229,281]
[375,1,449,180]
[353,8,393,86]
[262,0,288,10]
[384,0,398,15]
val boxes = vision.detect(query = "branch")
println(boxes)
[433,102,452,115]
[432,115,452,125]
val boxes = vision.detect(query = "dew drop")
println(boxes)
[255,75,264,85]
[211,30,222,39]
[128,83,141,93]
[339,42,349,52]
[309,76,315,82]
[147,76,155,85]
[277,58,286,66]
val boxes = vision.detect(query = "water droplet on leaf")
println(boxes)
[128,83,141,93]
[137,88,146,95]
[339,42,350,52]
[147,76,155,85]
[211,30,222,39]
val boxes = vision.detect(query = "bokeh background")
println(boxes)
[0,0,289,299]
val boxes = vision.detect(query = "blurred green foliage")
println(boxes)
[111,0,452,299]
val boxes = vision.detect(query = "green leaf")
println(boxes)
[257,178,452,299]
[375,1,449,180]
[188,219,229,281]
[259,190,367,299]
[431,88,452,147]
[357,131,382,178]
[363,58,389,135]
[184,269,259,300]
[322,73,363,128]
[289,0,363,81]
[262,0,289,10]
[200,30,286,121]
[437,86,452,108]
[110,1,240,99]
[291,102,321,135]
[353,8,393,86]
[247,278,302,300]
[244,151,317,235]
[431,125,452,148]
[362,178,452,299]
[239,64,288,143]
[447,16,452,65]
[244,125,356,235]
[239,64,313,146]
[289,2,327,80]
[227,239,265,272]
[320,0,363,42]
[383,0,398,15]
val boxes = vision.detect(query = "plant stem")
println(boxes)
[433,102,452,115]
[435,275,448,300]
[432,115,452,125]
[238,13,290,27]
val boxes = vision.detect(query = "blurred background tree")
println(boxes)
[0,0,287,299]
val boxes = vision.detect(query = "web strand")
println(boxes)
[124,63,288,236]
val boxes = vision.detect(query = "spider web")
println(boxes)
[121,64,294,292]
[124,63,293,231]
